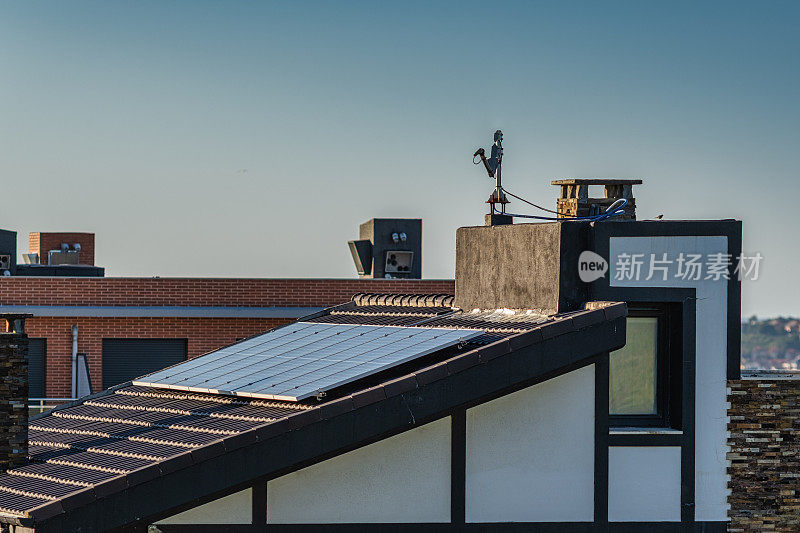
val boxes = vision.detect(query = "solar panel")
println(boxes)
[133,323,483,401]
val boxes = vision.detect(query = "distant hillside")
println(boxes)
[741,317,800,370]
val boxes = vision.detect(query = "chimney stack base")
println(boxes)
[485,213,513,226]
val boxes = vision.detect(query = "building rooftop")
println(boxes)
[0,293,627,531]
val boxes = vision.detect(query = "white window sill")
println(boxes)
[610,427,683,435]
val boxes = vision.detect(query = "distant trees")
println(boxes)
[742,316,800,370]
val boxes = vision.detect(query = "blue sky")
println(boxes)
[1,1,797,317]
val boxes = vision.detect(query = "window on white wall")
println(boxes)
[610,316,658,415]
[610,303,682,429]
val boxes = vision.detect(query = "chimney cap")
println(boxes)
[551,178,642,185]
[552,178,641,220]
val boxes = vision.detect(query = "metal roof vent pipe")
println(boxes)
[71,325,78,399]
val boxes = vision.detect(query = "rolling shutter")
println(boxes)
[27,338,46,398]
[102,339,187,389]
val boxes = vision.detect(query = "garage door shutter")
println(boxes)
[28,338,46,398]
[102,339,187,389]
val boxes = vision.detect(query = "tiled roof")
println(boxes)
[422,309,551,332]
[308,295,558,345]
[309,306,447,326]
[0,294,627,529]
[306,298,453,327]
[350,293,455,308]
[0,386,307,517]
[309,313,435,326]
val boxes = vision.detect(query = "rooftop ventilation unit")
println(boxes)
[347,218,421,279]
[48,250,80,266]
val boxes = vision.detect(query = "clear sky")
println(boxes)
[1,1,797,317]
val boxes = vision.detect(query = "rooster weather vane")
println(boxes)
[473,129,509,215]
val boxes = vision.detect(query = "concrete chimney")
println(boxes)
[0,313,31,472]
[455,180,647,313]
[455,222,589,314]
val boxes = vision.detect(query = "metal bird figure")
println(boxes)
[473,130,509,213]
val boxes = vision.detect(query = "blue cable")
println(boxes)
[494,198,628,222]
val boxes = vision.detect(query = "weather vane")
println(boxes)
[473,129,509,215]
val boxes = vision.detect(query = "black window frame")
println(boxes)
[609,302,682,429]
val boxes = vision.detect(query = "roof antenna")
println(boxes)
[473,130,510,222]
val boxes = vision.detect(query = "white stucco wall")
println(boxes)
[609,446,682,521]
[465,364,595,522]
[266,417,451,523]
[155,487,252,525]
[609,235,729,521]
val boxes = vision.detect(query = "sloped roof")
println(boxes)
[0,294,626,531]
[0,387,307,516]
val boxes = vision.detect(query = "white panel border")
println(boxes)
[465,365,595,523]
[608,446,682,522]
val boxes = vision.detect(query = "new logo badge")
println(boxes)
[578,251,608,283]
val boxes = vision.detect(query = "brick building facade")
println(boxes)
[0,277,454,398]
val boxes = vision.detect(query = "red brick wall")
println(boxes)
[28,232,96,265]
[28,233,39,260]
[5,278,455,397]
[0,278,454,307]
[27,316,293,397]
